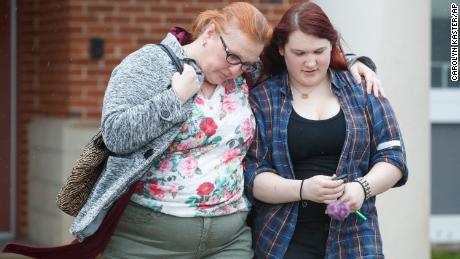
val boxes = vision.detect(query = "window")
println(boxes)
[430,0,460,245]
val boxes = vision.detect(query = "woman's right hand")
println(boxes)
[302,175,344,204]
[339,182,365,212]
[171,63,201,104]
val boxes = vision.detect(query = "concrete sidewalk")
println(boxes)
[0,253,30,259]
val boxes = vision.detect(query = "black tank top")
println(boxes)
[287,108,346,222]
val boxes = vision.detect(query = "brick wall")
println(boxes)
[17,0,71,238]
[16,0,302,238]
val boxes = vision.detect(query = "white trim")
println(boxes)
[9,0,17,240]
[430,89,460,123]
[376,140,401,151]
[430,215,460,243]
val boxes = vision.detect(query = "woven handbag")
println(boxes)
[56,44,184,217]
[56,128,111,216]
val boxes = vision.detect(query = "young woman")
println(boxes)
[244,2,408,258]
[2,2,382,259]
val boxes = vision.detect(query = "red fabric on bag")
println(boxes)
[2,182,141,259]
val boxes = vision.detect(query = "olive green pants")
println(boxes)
[102,202,253,259]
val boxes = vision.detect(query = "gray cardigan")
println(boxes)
[69,34,204,241]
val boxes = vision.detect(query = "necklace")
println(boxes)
[290,84,314,99]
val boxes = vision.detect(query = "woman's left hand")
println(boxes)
[338,182,365,212]
[350,61,385,98]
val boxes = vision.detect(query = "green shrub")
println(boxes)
[432,252,460,259]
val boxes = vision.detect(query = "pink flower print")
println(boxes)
[199,117,218,137]
[167,182,180,193]
[214,208,224,215]
[197,182,215,196]
[178,139,195,151]
[167,182,180,198]
[223,207,234,213]
[207,195,221,205]
[148,181,165,198]
[222,96,238,114]
[223,149,239,164]
[232,189,241,197]
[195,96,205,105]
[180,123,189,132]
[158,160,173,172]
[224,191,234,200]
[222,79,236,94]
[198,203,211,209]
[225,189,240,201]
[241,118,254,137]
[178,157,198,176]
[195,131,206,142]
[240,82,249,95]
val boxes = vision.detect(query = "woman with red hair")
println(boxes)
[245,2,408,258]
[3,2,383,259]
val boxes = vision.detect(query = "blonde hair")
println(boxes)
[191,2,272,45]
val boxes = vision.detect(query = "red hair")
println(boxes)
[190,2,272,46]
[262,1,347,77]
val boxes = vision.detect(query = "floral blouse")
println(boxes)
[131,76,255,217]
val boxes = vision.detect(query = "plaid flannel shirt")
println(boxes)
[244,70,408,259]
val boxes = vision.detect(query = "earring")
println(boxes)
[202,41,207,47]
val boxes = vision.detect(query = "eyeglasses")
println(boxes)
[218,34,258,73]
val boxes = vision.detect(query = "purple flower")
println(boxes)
[326,200,350,221]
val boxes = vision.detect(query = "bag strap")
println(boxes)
[158,44,183,73]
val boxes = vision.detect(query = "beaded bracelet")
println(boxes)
[354,177,372,200]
